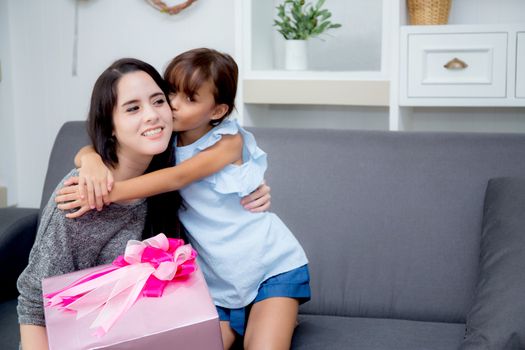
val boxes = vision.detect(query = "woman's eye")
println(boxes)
[126,106,139,113]
[154,98,166,105]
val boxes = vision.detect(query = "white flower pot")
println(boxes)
[285,40,308,70]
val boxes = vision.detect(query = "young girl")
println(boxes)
[58,48,310,349]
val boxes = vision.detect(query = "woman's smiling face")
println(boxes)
[112,71,173,163]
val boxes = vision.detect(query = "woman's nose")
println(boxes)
[144,104,160,123]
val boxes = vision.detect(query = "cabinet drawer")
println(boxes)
[517,32,525,98]
[407,33,508,98]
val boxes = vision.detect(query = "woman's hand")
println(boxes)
[55,177,91,218]
[20,324,49,350]
[76,153,114,210]
[241,181,271,213]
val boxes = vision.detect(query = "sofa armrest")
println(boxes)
[0,207,39,301]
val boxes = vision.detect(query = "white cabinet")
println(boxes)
[517,32,525,99]
[235,0,525,132]
[400,25,525,106]
[406,32,507,98]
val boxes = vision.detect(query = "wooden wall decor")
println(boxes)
[146,0,198,15]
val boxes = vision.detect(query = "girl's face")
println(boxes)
[170,80,226,140]
[112,71,173,163]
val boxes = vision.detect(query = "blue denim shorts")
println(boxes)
[216,264,311,336]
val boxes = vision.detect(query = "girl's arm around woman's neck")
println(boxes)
[108,133,243,202]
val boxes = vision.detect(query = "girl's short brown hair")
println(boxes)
[164,48,238,126]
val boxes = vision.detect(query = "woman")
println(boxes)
[16,58,269,350]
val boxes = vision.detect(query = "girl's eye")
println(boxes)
[186,96,195,102]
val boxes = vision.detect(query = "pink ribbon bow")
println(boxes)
[44,233,197,337]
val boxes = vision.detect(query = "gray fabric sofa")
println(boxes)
[1,121,525,349]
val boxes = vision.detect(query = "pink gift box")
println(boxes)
[42,265,222,350]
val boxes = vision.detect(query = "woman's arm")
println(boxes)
[18,177,78,349]
[20,325,49,350]
[241,181,271,213]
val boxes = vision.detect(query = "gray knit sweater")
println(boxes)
[17,169,147,326]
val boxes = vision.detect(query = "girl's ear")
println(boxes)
[210,104,229,121]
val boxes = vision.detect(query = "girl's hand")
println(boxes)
[77,153,114,210]
[55,177,92,218]
[241,181,271,213]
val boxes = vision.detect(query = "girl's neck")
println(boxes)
[177,125,214,147]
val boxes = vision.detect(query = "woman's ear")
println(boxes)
[210,104,229,121]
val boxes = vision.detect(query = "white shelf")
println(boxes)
[243,70,389,106]
[517,32,525,98]
[243,78,389,106]
[236,0,390,120]
[244,70,388,80]
[235,0,525,132]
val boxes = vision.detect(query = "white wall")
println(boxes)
[449,0,525,25]
[272,0,383,71]
[0,0,17,205]
[4,0,235,208]
[3,0,525,207]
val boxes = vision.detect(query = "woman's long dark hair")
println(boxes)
[143,132,183,239]
[86,58,182,238]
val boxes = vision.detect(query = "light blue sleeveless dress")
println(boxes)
[175,119,309,310]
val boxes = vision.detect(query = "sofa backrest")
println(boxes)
[249,127,525,324]
[42,122,525,324]
[40,121,90,210]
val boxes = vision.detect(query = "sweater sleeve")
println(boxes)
[16,180,77,326]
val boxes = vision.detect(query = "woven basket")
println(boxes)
[407,0,451,25]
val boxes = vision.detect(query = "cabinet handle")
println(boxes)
[444,57,468,70]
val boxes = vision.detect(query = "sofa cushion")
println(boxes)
[0,207,39,300]
[291,315,465,350]
[253,128,525,323]
[40,121,89,210]
[460,177,525,350]
[0,299,20,350]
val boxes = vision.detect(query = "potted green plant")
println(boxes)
[274,0,341,70]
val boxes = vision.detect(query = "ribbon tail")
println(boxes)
[44,265,119,301]
[89,265,154,336]
[67,282,116,319]
[46,266,131,308]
